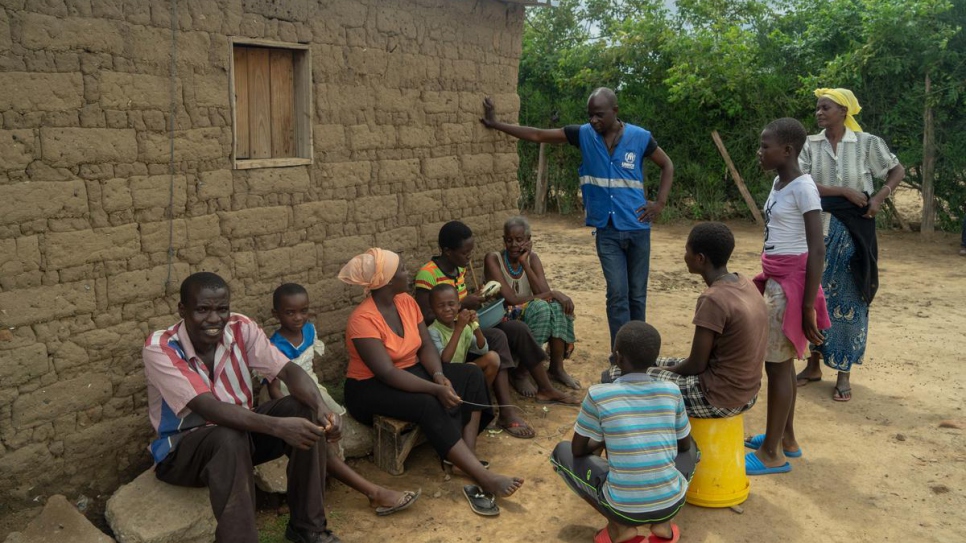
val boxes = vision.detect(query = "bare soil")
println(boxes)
[288,213,965,543]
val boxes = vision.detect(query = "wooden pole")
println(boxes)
[921,73,936,237]
[534,142,547,214]
[711,130,764,225]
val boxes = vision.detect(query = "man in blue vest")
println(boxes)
[481,88,674,362]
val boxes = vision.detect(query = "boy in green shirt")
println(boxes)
[428,284,499,386]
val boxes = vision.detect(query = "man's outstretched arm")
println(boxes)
[480,97,568,144]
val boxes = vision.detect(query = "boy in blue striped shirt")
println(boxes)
[551,322,696,543]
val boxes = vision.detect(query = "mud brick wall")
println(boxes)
[0,0,525,513]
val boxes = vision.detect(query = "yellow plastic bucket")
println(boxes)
[685,414,750,508]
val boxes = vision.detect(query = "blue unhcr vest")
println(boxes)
[577,122,652,231]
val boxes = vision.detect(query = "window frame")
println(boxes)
[229,37,313,170]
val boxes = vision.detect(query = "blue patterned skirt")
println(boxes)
[816,216,869,372]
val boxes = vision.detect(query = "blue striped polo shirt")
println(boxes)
[575,372,690,513]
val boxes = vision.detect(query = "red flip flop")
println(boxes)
[647,524,680,543]
[594,529,649,543]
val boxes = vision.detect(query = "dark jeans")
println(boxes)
[343,363,493,459]
[550,438,698,526]
[595,225,651,349]
[961,216,966,247]
[155,396,327,543]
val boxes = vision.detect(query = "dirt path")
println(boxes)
[279,215,966,542]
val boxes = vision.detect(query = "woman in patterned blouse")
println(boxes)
[795,88,904,402]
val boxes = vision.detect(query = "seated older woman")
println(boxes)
[339,248,524,505]
[484,216,580,391]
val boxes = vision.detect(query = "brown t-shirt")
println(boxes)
[694,276,769,409]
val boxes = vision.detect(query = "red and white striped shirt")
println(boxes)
[143,313,288,462]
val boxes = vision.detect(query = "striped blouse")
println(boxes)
[799,128,900,233]
[575,373,690,514]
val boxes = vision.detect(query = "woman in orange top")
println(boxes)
[340,249,524,502]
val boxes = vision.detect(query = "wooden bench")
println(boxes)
[372,415,426,475]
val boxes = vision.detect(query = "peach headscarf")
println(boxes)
[338,248,400,295]
[814,88,863,133]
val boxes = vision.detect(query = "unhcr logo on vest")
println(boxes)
[621,151,636,169]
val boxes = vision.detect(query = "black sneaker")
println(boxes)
[285,523,342,543]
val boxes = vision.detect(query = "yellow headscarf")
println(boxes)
[814,88,863,133]
[338,248,400,295]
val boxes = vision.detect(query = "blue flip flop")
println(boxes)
[745,452,791,475]
[743,434,803,458]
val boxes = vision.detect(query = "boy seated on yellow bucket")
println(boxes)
[552,321,697,543]
[603,222,768,419]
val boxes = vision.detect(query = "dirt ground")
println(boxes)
[290,212,965,543]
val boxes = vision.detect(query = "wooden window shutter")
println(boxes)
[233,46,296,160]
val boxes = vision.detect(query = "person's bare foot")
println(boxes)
[796,368,821,386]
[534,388,581,405]
[753,448,787,468]
[604,520,639,543]
[510,370,537,397]
[480,473,524,497]
[549,367,581,390]
[649,521,673,540]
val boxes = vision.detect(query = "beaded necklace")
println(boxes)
[502,250,524,294]
[502,250,523,277]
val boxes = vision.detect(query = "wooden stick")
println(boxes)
[711,130,764,225]
[534,142,548,214]
[468,260,481,292]
[883,198,911,231]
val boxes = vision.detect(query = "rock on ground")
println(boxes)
[3,494,114,543]
[105,469,215,543]
[341,414,374,459]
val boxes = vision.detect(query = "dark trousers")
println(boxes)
[494,319,548,369]
[344,363,494,459]
[550,439,697,526]
[155,396,327,543]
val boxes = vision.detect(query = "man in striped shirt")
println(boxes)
[143,272,342,543]
[551,321,696,543]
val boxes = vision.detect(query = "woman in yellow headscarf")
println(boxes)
[339,249,524,513]
[795,89,905,402]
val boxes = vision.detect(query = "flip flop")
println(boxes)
[833,386,852,402]
[745,452,791,476]
[443,459,489,470]
[374,489,420,516]
[498,420,535,439]
[648,524,681,543]
[743,433,803,458]
[462,485,499,516]
[593,529,651,543]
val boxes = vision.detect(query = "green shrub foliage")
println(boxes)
[515,0,966,228]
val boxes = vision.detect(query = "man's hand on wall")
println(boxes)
[481,97,497,128]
